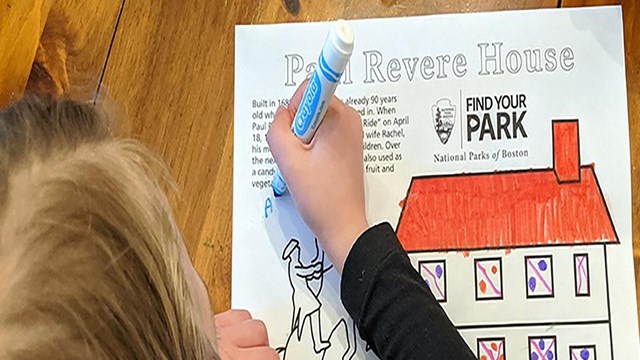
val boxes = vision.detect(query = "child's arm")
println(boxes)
[268,83,476,359]
[267,81,368,273]
[341,223,476,359]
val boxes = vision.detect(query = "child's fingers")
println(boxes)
[286,79,309,115]
[316,96,363,148]
[330,94,349,112]
[330,96,362,135]
[239,347,280,360]
[217,319,270,348]
[311,97,350,147]
[266,105,302,169]
[214,309,252,328]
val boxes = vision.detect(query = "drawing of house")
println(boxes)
[396,120,618,360]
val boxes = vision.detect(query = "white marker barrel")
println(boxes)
[272,20,354,196]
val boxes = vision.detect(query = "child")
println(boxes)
[0,85,475,359]
[0,96,276,360]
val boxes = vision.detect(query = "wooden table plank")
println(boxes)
[563,0,640,325]
[249,0,558,23]
[0,0,52,107]
[100,0,254,313]
[101,0,557,312]
[24,0,124,100]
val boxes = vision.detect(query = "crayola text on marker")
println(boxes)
[272,20,355,197]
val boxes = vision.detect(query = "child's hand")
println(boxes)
[267,81,369,273]
[215,310,278,360]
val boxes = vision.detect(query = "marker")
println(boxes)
[272,19,355,197]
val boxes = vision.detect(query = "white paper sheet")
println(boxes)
[233,6,639,359]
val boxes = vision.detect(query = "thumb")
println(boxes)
[266,80,308,157]
[266,106,301,169]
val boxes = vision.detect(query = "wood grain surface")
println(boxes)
[25,0,123,100]
[0,0,52,107]
[1,0,638,319]
[0,0,121,104]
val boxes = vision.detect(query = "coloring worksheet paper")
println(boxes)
[233,6,639,359]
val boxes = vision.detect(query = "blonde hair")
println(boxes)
[0,96,219,359]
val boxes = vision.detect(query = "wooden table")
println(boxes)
[1,0,638,319]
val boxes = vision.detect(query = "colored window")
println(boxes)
[418,260,446,302]
[525,255,554,298]
[475,257,504,301]
[477,337,505,360]
[569,345,596,360]
[573,254,590,296]
[529,336,556,360]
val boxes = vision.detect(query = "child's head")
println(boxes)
[0,96,219,359]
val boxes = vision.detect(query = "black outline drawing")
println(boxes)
[569,344,597,360]
[528,335,557,360]
[573,253,591,297]
[284,238,330,353]
[418,259,447,303]
[525,255,555,299]
[603,245,614,360]
[474,257,504,301]
[277,238,358,360]
[457,319,608,330]
[477,337,506,360]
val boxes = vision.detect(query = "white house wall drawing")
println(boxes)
[397,120,618,360]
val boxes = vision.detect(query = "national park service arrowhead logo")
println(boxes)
[432,98,456,145]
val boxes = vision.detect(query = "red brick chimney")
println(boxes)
[552,120,580,183]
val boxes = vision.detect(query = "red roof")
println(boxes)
[396,165,618,252]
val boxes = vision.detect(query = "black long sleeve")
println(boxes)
[340,222,477,360]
